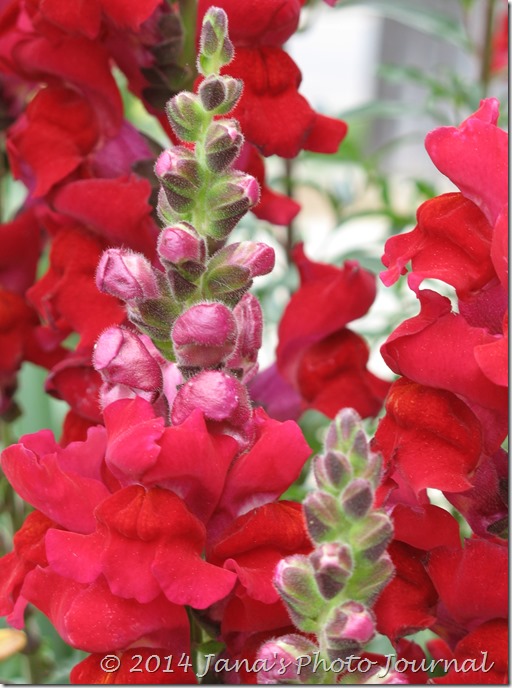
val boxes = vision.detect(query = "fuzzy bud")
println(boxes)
[351,512,394,563]
[354,553,395,604]
[198,7,234,76]
[155,146,201,213]
[171,369,251,427]
[199,76,243,114]
[206,172,260,238]
[204,119,243,172]
[310,543,353,600]
[274,556,324,630]
[93,327,162,392]
[257,635,319,684]
[341,478,374,520]
[165,91,205,142]
[208,241,275,278]
[313,450,353,494]
[157,223,206,279]
[225,293,263,382]
[171,302,237,368]
[303,490,343,542]
[321,602,376,661]
[96,249,160,301]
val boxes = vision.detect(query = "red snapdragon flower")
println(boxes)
[0,395,311,675]
[275,243,390,419]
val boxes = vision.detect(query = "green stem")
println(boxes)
[479,0,497,97]
[284,158,295,264]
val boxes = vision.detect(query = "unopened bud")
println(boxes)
[171,370,251,427]
[96,249,160,301]
[208,241,275,278]
[93,326,162,392]
[353,553,394,604]
[199,76,243,114]
[313,450,352,494]
[155,147,200,213]
[171,302,237,368]
[274,556,324,630]
[225,293,263,382]
[257,635,319,684]
[352,512,393,562]
[303,490,343,542]
[206,172,260,238]
[310,543,353,600]
[325,408,363,451]
[341,478,374,520]
[198,7,234,76]
[204,119,243,172]
[157,223,206,279]
[321,602,375,661]
[165,92,205,142]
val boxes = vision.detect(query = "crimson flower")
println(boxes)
[275,244,390,419]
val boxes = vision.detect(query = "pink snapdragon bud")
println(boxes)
[310,542,353,600]
[225,293,263,382]
[199,76,243,114]
[303,490,342,542]
[206,172,260,238]
[204,119,243,172]
[171,369,251,427]
[155,146,200,213]
[96,249,160,301]
[157,223,206,268]
[321,601,376,661]
[171,302,237,368]
[313,450,353,494]
[274,555,324,630]
[165,91,205,142]
[208,241,275,279]
[257,635,319,684]
[93,326,162,392]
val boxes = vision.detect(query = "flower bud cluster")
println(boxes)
[257,409,395,684]
[93,8,272,451]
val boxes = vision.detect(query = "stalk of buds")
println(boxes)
[257,409,398,685]
[93,7,274,451]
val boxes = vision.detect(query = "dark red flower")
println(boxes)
[373,378,483,495]
[276,244,390,419]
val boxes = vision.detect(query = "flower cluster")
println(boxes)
[373,98,508,684]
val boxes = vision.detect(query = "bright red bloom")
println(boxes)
[25,0,162,40]
[427,538,508,636]
[0,206,42,294]
[432,619,508,684]
[276,244,390,419]
[223,47,346,159]
[381,193,495,298]
[0,396,311,661]
[373,378,482,495]
[374,504,461,641]
[425,99,507,229]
